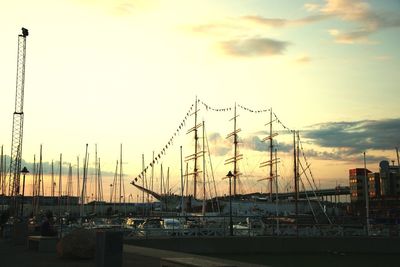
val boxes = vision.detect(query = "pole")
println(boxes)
[274,148,279,235]
[269,108,273,201]
[363,152,370,236]
[293,131,298,236]
[202,121,206,216]
[233,103,237,195]
[180,146,184,214]
[20,172,26,217]
[229,174,233,236]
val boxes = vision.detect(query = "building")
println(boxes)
[379,160,400,198]
[368,172,381,199]
[349,168,371,202]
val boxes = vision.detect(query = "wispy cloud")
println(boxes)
[314,0,400,44]
[295,55,312,64]
[221,37,290,57]
[208,132,231,156]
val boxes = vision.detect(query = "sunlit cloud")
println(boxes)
[295,55,312,64]
[220,37,290,57]
[208,132,231,156]
[243,14,328,27]
[316,0,400,44]
[373,55,391,61]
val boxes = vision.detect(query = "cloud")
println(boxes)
[207,132,231,156]
[242,16,287,28]
[317,0,400,44]
[243,14,328,27]
[221,37,290,57]
[303,118,400,157]
[295,55,312,64]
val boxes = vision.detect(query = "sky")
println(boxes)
[0,0,399,201]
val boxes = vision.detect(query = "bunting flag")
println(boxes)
[237,103,270,114]
[132,102,194,182]
[132,99,296,183]
[273,112,293,133]
[198,98,232,112]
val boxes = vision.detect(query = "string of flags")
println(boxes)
[198,99,232,112]
[273,112,293,133]
[132,103,195,183]
[131,98,298,185]
[237,104,270,113]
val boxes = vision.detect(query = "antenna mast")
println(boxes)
[8,28,29,214]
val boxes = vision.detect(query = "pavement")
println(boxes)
[0,238,266,267]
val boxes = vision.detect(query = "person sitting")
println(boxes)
[40,211,57,237]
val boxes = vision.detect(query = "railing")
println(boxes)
[120,215,400,239]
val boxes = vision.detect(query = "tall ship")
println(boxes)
[131,97,331,222]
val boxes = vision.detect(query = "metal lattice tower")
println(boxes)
[8,28,29,198]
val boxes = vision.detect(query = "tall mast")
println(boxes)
[259,108,278,200]
[180,146,184,214]
[94,144,98,202]
[160,164,164,195]
[80,144,88,217]
[194,96,199,198]
[151,151,154,192]
[296,131,300,201]
[396,147,399,167]
[185,96,201,198]
[167,167,170,195]
[98,158,103,202]
[269,108,273,200]
[363,152,370,236]
[293,131,298,222]
[67,163,72,211]
[8,28,29,215]
[202,120,206,215]
[37,145,43,212]
[51,160,54,197]
[274,148,279,235]
[119,144,123,205]
[58,153,62,217]
[142,153,145,203]
[0,146,3,195]
[225,103,242,196]
[233,103,238,195]
[76,156,80,198]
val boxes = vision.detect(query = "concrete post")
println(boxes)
[95,231,123,267]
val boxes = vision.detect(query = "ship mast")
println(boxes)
[225,103,242,196]
[259,108,278,199]
[186,96,202,199]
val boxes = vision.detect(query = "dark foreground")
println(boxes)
[0,239,158,267]
[2,237,400,267]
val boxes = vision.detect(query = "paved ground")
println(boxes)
[0,238,265,267]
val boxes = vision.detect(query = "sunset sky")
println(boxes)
[0,0,399,201]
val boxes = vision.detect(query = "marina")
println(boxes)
[1,1,400,266]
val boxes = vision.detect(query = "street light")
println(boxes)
[20,166,29,217]
[226,171,234,236]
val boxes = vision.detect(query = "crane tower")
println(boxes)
[8,28,29,201]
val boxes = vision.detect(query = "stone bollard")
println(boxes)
[95,231,123,267]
